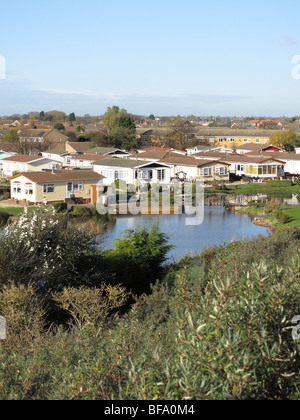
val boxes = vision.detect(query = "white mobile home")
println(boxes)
[93,158,172,186]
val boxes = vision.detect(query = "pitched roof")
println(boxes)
[2,155,44,163]
[11,170,104,183]
[93,157,151,168]
[67,142,92,152]
[246,151,300,161]
[87,147,129,155]
[70,154,107,162]
[221,155,286,164]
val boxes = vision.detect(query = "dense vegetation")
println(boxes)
[0,206,299,400]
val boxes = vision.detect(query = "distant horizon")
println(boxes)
[0,111,297,120]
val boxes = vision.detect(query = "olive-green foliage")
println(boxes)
[0,229,299,400]
[0,283,45,351]
[53,284,128,330]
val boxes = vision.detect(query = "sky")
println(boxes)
[1,0,300,117]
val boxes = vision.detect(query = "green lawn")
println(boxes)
[281,206,300,226]
[0,206,38,215]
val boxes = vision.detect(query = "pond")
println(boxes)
[98,206,270,263]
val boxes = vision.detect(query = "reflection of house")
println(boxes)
[93,158,172,185]
[2,155,62,177]
[10,170,104,204]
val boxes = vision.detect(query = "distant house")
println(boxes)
[195,129,273,148]
[19,129,69,146]
[221,155,286,178]
[246,151,300,175]
[69,154,108,169]
[41,150,72,165]
[231,122,256,129]
[0,151,17,173]
[235,144,285,155]
[93,157,172,185]
[66,142,92,154]
[87,147,131,157]
[2,155,62,177]
[160,155,230,182]
[10,170,104,204]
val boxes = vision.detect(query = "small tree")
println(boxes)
[105,224,173,294]
[68,113,76,122]
[54,123,65,131]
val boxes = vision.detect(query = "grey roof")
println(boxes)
[87,147,129,155]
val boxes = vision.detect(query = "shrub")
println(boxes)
[0,283,45,350]
[72,206,91,218]
[274,210,291,224]
[104,224,174,294]
[53,284,128,330]
[0,205,96,294]
[52,202,68,213]
[0,212,10,226]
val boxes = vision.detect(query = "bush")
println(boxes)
[0,283,45,350]
[72,206,91,218]
[0,212,10,226]
[52,202,68,213]
[104,224,174,294]
[274,210,291,224]
[0,205,97,294]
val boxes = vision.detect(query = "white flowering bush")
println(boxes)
[0,205,96,294]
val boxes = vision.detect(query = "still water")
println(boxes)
[99,206,269,263]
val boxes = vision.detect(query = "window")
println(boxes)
[72,182,83,191]
[256,139,260,143]
[25,183,33,195]
[139,171,147,179]
[12,182,21,194]
[43,184,55,194]
[199,167,212,177]
[157,169,166,181]
[216,167,228,176]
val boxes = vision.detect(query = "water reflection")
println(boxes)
[97,206,269,263]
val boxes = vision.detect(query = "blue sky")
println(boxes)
[1,0,300,117]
